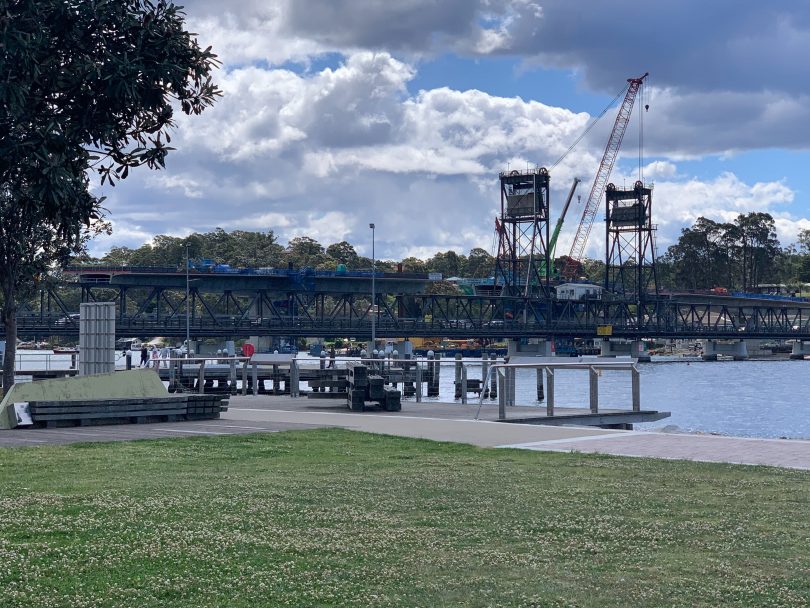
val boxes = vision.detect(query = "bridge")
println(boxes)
[5,266,810,341]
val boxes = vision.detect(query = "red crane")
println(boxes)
[561,72,648,280]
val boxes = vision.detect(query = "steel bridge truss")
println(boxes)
[8,282,810,340]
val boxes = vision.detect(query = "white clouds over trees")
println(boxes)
[95,1,810,260]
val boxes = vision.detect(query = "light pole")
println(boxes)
[369,223,376,352]
[185,244,190,355]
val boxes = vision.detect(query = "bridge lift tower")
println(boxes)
[494,167,551,297]
[604,181,659,307]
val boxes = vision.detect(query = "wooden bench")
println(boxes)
[28,395,228,428]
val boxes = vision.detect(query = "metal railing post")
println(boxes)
[631,365,640,411]
[481,353,489,398]
[498,369,506,419]
[589,366,599,413]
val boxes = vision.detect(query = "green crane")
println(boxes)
[540,177,580,277]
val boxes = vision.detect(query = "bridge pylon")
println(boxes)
[604,180,659,306]
[494,167,551,298]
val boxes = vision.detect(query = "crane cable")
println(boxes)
[638,76,645,183]
[549,82,632,172]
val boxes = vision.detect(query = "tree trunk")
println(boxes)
[2,299,17,394]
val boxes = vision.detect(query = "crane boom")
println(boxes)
[562,72,648,279]
[549,177,580,259]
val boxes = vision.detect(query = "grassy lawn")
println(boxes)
[0,429,808,607]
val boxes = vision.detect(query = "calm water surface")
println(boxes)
[437,359,810,440]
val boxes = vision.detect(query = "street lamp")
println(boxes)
[369,223,375,352]
[185,244,190,355]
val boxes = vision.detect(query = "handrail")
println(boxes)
[476,360,640,420]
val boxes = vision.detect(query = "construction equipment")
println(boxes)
[544,177,580,276]
[562,73,648,280]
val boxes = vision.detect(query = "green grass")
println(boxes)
[0,429,808,607]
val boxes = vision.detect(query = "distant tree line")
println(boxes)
[659,212,810,292]
[73,211,810,294]
[78,228,498,280]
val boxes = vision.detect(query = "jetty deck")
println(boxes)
[234,396,668,428]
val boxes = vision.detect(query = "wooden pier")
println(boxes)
[144,354,668,429]
[8,353,669,430]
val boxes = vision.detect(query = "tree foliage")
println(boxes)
[1,0,220,389]
[661,213,783,291]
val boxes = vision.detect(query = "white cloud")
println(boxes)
[87,2,810,265]
[644,161,677,180]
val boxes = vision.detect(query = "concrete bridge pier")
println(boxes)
[507,338,554,358]
[701,340,749,361]
[790,340,810,359]
[599,339,650,362]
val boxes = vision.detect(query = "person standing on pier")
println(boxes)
[140,345,148,368]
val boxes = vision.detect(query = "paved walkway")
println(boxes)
[2,395,809,471]
[223,397,810,470]
[499,433,810,469]
[0,417,320,447]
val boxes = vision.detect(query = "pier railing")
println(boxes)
[478,360,641,421]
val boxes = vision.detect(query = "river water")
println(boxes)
[448,359,810,440]
[11,350,810,441]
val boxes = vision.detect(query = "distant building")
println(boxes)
[753,283,790,295]
[556,282,604,301]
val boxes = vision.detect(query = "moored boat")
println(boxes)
[53,346,79,355]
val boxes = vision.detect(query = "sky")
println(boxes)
[90,0,810,262]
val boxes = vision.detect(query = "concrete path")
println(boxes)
[223,396,810,470]
[500,433,810,470]
[0,417,320,447]
[2,394,809,471]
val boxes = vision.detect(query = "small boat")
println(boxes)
[53,346,79,355]
[116,338,143,351]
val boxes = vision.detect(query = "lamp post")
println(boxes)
[369,223,375,352]
[185,244,190,356]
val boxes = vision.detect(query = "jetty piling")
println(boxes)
[454,353,462,399]
[403,354,415,397]
[545,368,555,415]
[536,368,544,401]
[460,364,468,404]
[489,353,498,400]
[427,352,440,397]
